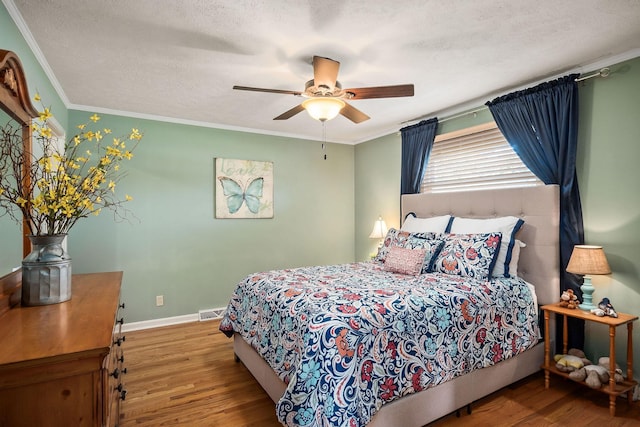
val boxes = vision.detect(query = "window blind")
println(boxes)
[421,124,542,193]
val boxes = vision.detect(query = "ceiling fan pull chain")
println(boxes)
[322,121,327,160]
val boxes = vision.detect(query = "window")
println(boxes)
[420,122,542,193]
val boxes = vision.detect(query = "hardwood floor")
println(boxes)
[119,320,640,426]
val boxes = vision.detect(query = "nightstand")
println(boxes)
[541,303,638,416]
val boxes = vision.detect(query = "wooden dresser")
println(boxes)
[0,271,126,427]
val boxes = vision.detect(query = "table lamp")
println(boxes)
[566,245,611,311]
[369,216,388,249]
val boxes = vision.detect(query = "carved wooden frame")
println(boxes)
[0,49,39,258]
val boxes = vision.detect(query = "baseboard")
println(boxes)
[121,313,199,332]
[121,306,227,332]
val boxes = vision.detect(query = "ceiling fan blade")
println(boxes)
[340,102,370,124]
[273,104,306,120]
[233,85,302,96]
[313,56,340,89]
[343,84,414,99]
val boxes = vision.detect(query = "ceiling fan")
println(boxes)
[233,56,414,123]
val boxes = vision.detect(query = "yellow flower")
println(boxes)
[39,107,52,122]
[106,146,121,156]
[34,93,41,102]
[40,126,52,139]
[129,128,142,140]
[1,102,143,235]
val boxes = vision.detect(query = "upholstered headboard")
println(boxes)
[401,185,560,305]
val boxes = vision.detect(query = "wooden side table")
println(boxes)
[541,303,638,416]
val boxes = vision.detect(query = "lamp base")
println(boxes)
[578,302,596,311]
[578,275,595,312]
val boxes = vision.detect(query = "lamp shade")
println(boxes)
[566,245,611,275]
[369,217,388,239]
[302,97,345,121]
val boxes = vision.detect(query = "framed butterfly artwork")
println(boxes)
[215,158,274,219]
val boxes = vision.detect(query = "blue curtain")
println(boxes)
[486,74,585,350]
[400,118,438,194]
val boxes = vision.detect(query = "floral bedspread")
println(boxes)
[219,261,539,427]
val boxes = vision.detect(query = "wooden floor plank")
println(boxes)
[119,321,640,426]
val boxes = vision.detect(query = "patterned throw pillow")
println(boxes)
[449,216,524,278]
[419,239,445,273]
[374,228,437,263]
[431,233,502,279]
[384,247,428,276]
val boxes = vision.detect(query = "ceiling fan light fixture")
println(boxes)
[302,97,345,122]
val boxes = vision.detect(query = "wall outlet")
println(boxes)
[155,295,164,306]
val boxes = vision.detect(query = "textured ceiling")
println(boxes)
[6,0,640,144]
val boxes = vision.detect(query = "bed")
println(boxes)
[220,185,560,427]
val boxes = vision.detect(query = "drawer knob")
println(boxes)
[119,302,126,309]
[116,317,124,325]
[113,336,126,346]
[110,368,120,379]
[118,355,125,363]
[120,390,127,400]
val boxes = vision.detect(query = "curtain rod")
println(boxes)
[438,106,488,124]
[407,67,613,126]
[575,67,610,82]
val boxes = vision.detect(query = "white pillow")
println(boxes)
[401,214,452,233]
[449,216,524,278]
[507,239,526,278]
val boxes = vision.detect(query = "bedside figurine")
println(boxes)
[597,297,618,318]
[559,289,580,309]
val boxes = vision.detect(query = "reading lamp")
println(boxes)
[566,245,611,311]
[369,216,388,249]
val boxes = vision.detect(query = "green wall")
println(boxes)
[577,57,640,367]
[354,56,640,377]
[354,133,401,261]
[66,111,355,322]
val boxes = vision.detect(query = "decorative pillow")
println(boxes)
[374,228,438,263]
[418,239,445,273]
[431,233,502,279]
[449,216,524,278]
[401,214,453,233]
[384,247,428,276]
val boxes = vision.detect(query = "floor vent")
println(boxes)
[198,308,225,321]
